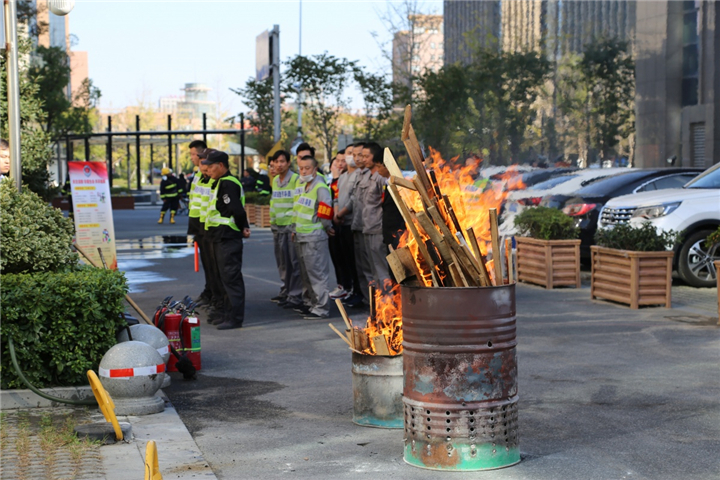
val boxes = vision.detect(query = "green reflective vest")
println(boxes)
[205,176,245,232]
[270,172,298,226]
[189,175,213,219]
[293,180,330,234]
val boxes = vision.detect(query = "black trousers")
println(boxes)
[337,224,360,294]
[202,234,226,311]
[161,197,179,213]
[214,237,245,326]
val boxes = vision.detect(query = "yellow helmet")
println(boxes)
[161,167,171,175]
[259,163,268,171]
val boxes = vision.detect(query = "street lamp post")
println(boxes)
[3,0,74,192]
[4,0,22,192]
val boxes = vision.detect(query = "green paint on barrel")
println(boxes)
[402,284,520,471]
[352,353,404,429]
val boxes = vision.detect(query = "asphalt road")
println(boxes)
[113,208,720,480]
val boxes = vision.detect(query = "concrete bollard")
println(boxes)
[99,341,165,415]
[117,324,171,388]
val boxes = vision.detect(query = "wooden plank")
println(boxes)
[427,205,481,286]
[416,211,454,285]
[466,227,492,287]
[412,176,435,212]
[489,208,503,286]
[443,195,465,241]
[335,298,353,331]
[387,183,438,286]
[383,148,404,179]
[396,246,423,283]
[506,238,514,284]
[389,175,417,191]
[448,262,466,288]
[594,280,634,296]
[372,335,391,356]
[369,285,376,320]
[401,105,433,197]
[328,323,352,347]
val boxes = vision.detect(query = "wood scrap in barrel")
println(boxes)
[489,208,503,286]
[387,246,421,286]
[371,335,391,356]
[387,183,439,286]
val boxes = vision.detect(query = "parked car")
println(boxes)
[599,162,720,287]
[541,168,704,260]
[500,168,629,236]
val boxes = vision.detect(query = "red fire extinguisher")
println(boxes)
[156,312,202,373]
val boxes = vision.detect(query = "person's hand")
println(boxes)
[327,228,336,237]
[243,228,251,238]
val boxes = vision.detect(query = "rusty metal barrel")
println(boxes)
[401,284,519,471]
[352,352,404,428]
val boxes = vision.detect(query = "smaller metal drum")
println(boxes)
[352,352,404,428]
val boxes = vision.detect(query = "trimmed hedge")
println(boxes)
[595,222,680,252]
[0,180,77,274]
[245,191,271,205]
[514,206,579,240]
[0,267,128,389]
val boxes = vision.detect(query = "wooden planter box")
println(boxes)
[110,196,135,210]
[51,196,135,210]
[715,261,720,323]
[245,203,256,225]
[590,246,673,309]
[516,237,581,289]
[255,205,271,228]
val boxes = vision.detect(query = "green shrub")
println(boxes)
[245,191,271,205]
[706,226,720,247]
[513,206,579,240]
[0,181,77,274]
[595,222,681,252]
[0,267,128,389]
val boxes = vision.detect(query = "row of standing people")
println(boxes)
[269,142,406,319]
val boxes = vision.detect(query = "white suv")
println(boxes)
[599,162,720,287]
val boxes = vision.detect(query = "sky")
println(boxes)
[68,0,443,117]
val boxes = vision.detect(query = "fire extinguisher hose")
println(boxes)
[7,337,97,406]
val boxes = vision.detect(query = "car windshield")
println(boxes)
[530,175,577,190]
[574,171,652,196]
[684,163,720,189]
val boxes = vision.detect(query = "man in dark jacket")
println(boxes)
[202,149,251,330]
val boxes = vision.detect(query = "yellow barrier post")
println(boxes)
[145,440,163,480]
[86,370,123,441]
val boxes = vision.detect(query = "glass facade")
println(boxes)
[681,1,700,106]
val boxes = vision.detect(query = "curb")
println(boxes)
[0,386,95,409]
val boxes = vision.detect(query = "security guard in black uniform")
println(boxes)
[202,149,251,330]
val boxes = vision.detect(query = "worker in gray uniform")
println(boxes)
[360,142,391,287]
[335,142,373,307]
[292,155,335,319]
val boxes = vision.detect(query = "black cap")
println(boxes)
[201,149,229,166]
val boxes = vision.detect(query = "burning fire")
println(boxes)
[357,149,527,355]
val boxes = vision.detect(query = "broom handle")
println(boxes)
[73,244,153,325]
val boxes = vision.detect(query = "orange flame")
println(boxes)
[359,148,527,355]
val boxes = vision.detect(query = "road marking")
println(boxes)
[244,274,283,286]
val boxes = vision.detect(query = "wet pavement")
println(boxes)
[107,208,720,480]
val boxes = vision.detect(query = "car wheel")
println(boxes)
[677,229,720,287]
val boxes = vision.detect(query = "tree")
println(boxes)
[28,46,101,139]
[371,0,441,98]
[352,67,398,142]
[0,37,55,199]
[413,48,550,164]
[231,77,279,156]
[284,54,355,161]
[577,38,635,160]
